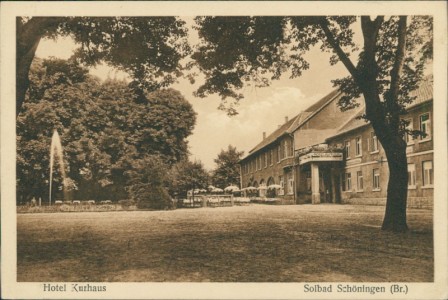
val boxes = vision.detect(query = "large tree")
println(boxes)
[192,16,433,232]
[17,58,196,203]
[212,145,244,189]
[16,17,191,116]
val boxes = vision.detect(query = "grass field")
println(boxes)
[17,204,433,282]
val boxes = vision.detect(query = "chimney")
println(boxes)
[263,132,266,140]
[285,116,289,123]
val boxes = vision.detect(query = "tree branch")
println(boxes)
[361,16,384,49]
[319,18,359,81]
[360,16,384,84]
[387,16,408,132]
[389,16,407,102]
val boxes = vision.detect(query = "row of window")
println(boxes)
[344,132,379,159]
[341,160,433,192]
[344,113,431,159]
[342,168,381,192]
[408,161,433,188]
[405,112,432,144]
[242,139,294,174]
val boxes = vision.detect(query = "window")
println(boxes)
[355,137,362,156]
[270,149,274,166]
[288,139,294,157]
[284,140,288,158]
[277,145,281,162]
[405,119,414,145]
[408,164,416,188]
[264,152,268,168]
[255,157,258,171]
[422,161,433,187]
[287,173,294,195]
[370,132,379,152]
[420,113,431,141]
[345,140,351,159]
[279,176,284,195]
[306,171,312,191]
[357,171,363,191]
[259,156,262,170]
[345,172,352,191]
[373,168,380,190]
[341,174,346,192]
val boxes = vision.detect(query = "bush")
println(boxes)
[126,155,174,210]
[118,199,136,210]
[135,186,172,210]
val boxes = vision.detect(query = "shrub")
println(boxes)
[135,186,172,210]
[126,155,173,210]
[118,199,136,210]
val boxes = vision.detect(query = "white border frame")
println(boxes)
[2,1,447,299]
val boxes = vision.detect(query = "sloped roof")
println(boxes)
[288,89,341,133]
[243,89,342,160]
[406,74,433,109]
[329,75,433,140]
[247,113,300,155]
[303,89,340,114]
[240,75,432,161]
[329,108,368,139]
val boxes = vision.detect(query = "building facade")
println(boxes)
[239,77,433,208]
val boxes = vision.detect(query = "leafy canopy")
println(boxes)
[16,17,191,115]
[193,16,432,126]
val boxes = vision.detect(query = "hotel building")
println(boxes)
[239,76,433,208]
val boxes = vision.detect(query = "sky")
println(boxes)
[35,19,359,170]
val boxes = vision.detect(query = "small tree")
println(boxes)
[212,145,244,188]
[172,160,209,199]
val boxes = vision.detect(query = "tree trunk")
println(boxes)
[321,16,411,232]
[380,138,409,232]
[16,37,41,116]
[16,17,64,116]
[365,88,409,233]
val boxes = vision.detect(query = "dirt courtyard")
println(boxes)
[17,204,433,282]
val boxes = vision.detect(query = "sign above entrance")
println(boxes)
[298,151,343,165]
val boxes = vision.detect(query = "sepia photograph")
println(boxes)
[1,1,447,299]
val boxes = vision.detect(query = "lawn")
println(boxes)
[17,204,433,282]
